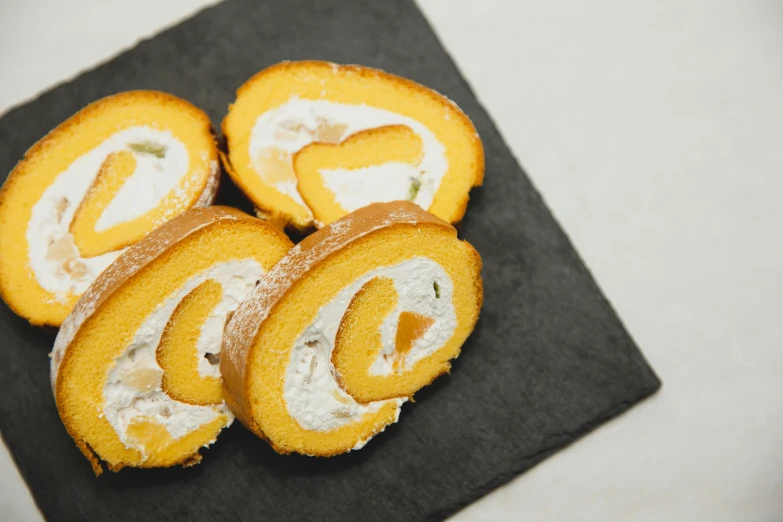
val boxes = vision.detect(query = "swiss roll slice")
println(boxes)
[222,201,483,456]
[51,206,292,474]
[221,61,484,230]
[0,91,221,326]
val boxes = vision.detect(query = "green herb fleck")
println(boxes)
[407,178,422,202]
[433,281,440,299]
[128,141,166,158]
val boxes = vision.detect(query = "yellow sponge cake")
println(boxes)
[50,207,292,474]
[221,61,484,230]
[222,201,483,456]
[0,91,220,327]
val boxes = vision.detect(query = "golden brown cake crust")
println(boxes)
[221,201,474,441]
[0,90,220,327]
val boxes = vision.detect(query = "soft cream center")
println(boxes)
[248,98,448,213]
[283,257,456,438]
[103,259,263,458]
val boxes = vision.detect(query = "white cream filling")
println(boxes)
[284,257,456,436]
[320,162,423,212]
[103,259,263,457]
[26,127,190,301]
[248,97,448,214]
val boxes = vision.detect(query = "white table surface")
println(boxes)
[2,0,782,520]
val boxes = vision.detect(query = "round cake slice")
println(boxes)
[222,201,483,456]
[221,60,484,231]
[0,91,220,327]
[51,206,293,475]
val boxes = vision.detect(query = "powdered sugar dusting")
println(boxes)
[194,160,220,207]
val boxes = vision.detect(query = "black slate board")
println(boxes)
[0,0,661,520]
